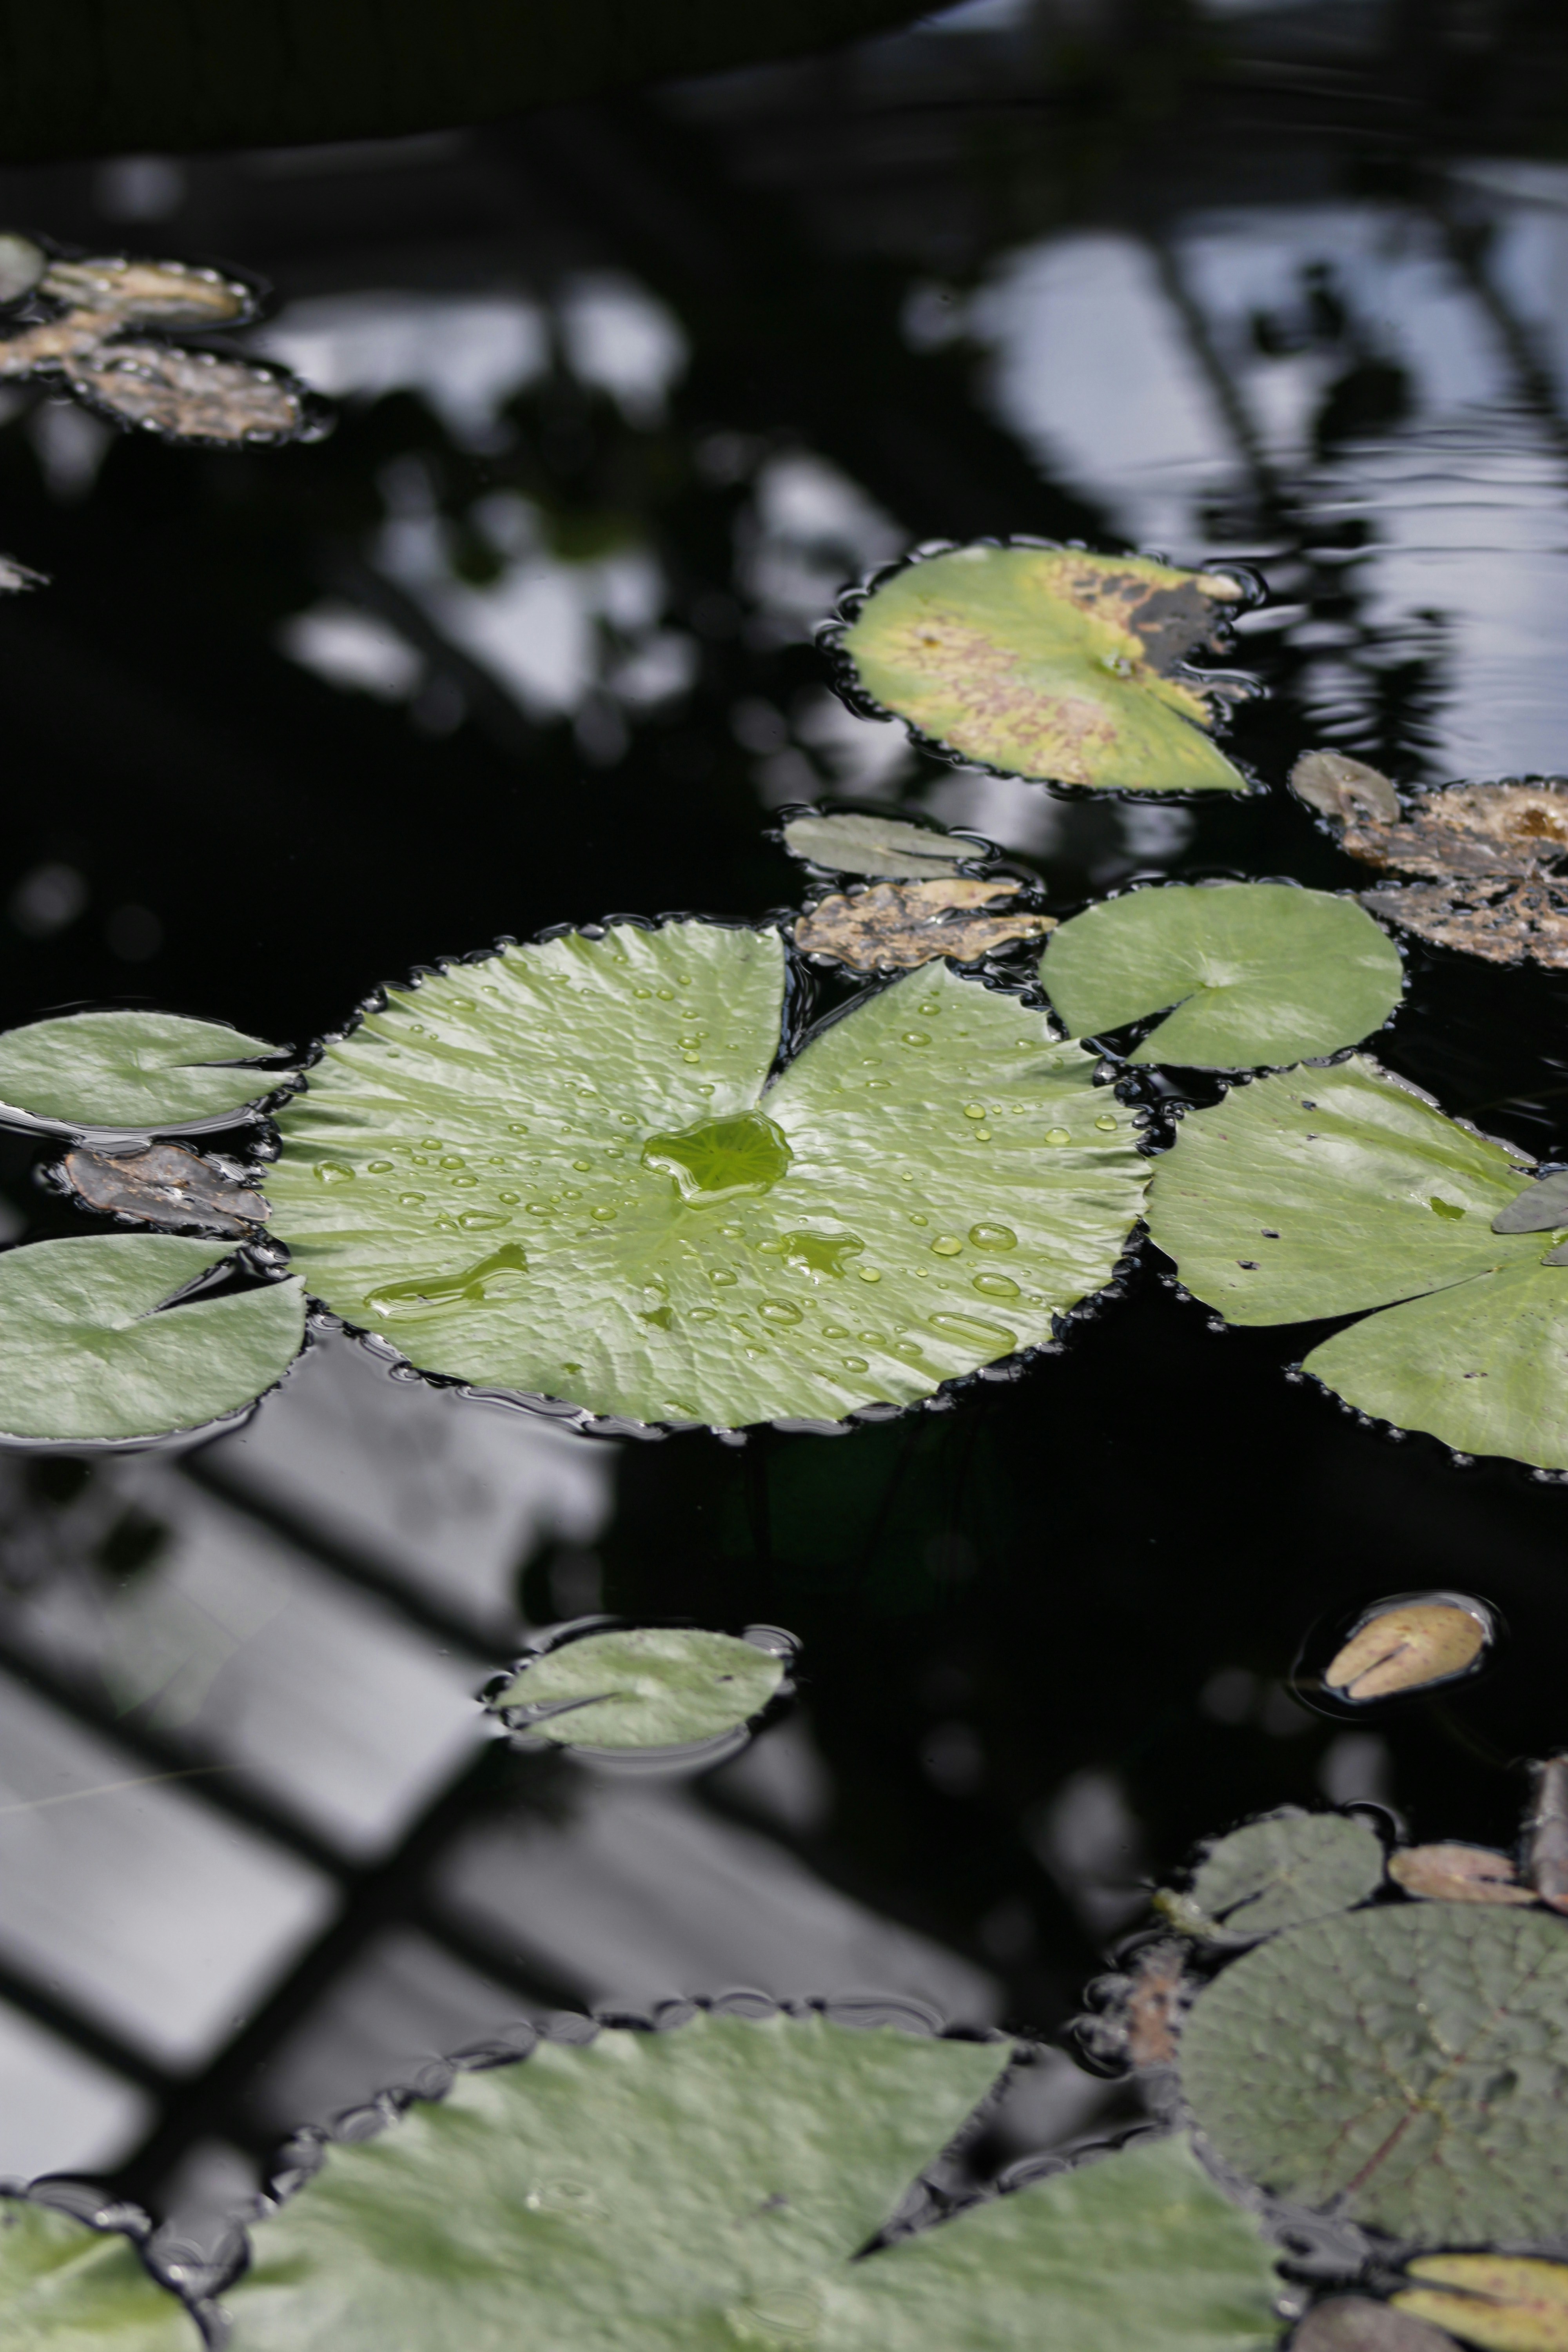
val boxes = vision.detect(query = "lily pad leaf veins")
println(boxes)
[266,919,1149,1430]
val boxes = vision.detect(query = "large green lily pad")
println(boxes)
[221,2014,1278,2352]
[266,920,1147,1429]
[0,1236,306,1441]
[0,2194,196,2350]
[1143,1056,1568,1466]
[835,545,1250,794]
[1180,1903,1568,2242]
[488,1626,786,1749]
[0,1012,284,1131]
[1040,885,1402,1067]
[1163,1811,1386,1945]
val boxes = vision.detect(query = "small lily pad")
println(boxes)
[1290,751,1401,825]
[220,2014,1278,2352]
[1389,1844,1534,1906]
[267,920,1148,1430]
[0,1011,286,1132]
[1324,1598,1491,1701]
[488,1626,787,1751]
[39,254,256,330]
[0,2190,196,2349]
[1040,884,1401,1067]
[1396,2256,1568,2352]
[0,1235,305,1441]
[1179,1903,1568,2241]
[60,1143,269,1238]
[1144,1056,1568,1467]
[1296,2298,1461,2352]
[832,543,1250,794]
[1162,1811,1385,1946]
[780,811,968,880]
[794,878,1054,971]
[64,343,312,446]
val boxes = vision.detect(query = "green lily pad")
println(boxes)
[834,544,1250,795]
[1161,1811,1385,1945]
[1143,1055,1568,1466]
[220,2014,1278,2352]
[488,1626,787,1750]
[1040,885,1402,1067]
[0,1236,306,1441]
[1179,1903,1568,2242]
[780,812,968,881]
[0,1012,285,1131]
[265,920,1147,1429]
[0,2192,196,2350]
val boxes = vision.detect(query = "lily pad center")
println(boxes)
[642,1108,794,1205]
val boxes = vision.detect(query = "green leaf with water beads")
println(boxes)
[489,1627,785,1749]
[223,2013,1010,2352]
[1161,1811,1385,1945]
[0,1235,305,1441]
[836,544,1249,794]
[1143,1055,1568,1467]
[1040,885,1402,1067]
[220,2014,1277,2352]
[265,920,1147,1430]
[0,2194,196,2349]
[1179,1903,1568,2243]
[0,1011,285,1131]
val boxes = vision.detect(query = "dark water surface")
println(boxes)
[0,0,1566,2238]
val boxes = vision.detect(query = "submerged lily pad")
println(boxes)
[60,1143,269,1238]
[832,544,1250,794]
[1040,884,1401,1067]
[780,811,968,881]
[0,1236,305,1441]
[794,878,1054,971]
[0,2191,194,2349]
[488,1626,786,1750]
[1143,1056,1568,1467]
[0,1011,285,1131]
[1296,2299,1460,2352]
[1396,2256,1568,2352]
[221,2014,1278,2352]
[1179,1903,1568,2241]
[1161,1811,1385,1945]
[266,920,1147,1429]
[1324,1598,1490,1701]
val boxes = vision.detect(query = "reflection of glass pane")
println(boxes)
[0,2000,151,2178]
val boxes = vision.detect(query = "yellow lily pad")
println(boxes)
[1396,2256,1568,2352]
[1324,1599,1491,1701]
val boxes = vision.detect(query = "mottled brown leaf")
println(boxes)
[61,1143,269,1239]
[39,254,254,330]
[1396,2256,1568,2352]
[1389,1844,1534,1906]
[793,878,1054,971]
[64,343,307,444]
[1296,2296,1461,2352]
[1324,1601,1489,1701]
[1124,1941,1186,2065]
[1527,1756,1568,1913]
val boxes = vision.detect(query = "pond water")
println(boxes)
[0,0,1566,2278]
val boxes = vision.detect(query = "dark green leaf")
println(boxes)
[1168,1811,1385,1945]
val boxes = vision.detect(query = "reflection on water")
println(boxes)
[0,0,1566,2252]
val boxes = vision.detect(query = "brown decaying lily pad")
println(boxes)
[1296,2297,1461,2352]
[1323,1600,1488,1702]
[1527,1756,1568,1915]
[1290,750,1568,968]
[793,878,1055,971]
[1123,1941,1185,2066]
[61,1143,269,1239]
[1389,1844,1535,1906]
[64,342,306,443]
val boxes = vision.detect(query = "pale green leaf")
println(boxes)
[490,1627,786,1749]
[823,2133,1280,2352]
[0,1012,283,1131]
[838,544,1249,794]
[0,2195,196,2351]
[267,921,1147,1428]
[1143,1056,1568,1465]
[781,812,965,880]
[1040,885,1402,1067]
[0,1236,305,1441]
[1180,1904,1568,2242]
[222,2013,1010,2352]
[1174,1811,1385,1945]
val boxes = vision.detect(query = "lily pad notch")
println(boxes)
[485,1620,795,1761]
[819,539,1262,797]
